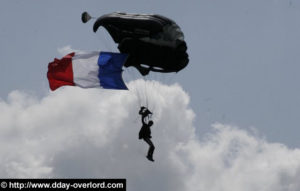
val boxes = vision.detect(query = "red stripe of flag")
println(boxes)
[47,52,75,91]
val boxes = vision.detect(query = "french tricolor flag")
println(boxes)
[47,51,128,91]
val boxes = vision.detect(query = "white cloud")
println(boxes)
[57,46,81,56]
[0,80,300,191]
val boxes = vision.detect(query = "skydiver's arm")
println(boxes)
[141,115,147,125]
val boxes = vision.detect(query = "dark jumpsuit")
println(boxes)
[139,107,155,160]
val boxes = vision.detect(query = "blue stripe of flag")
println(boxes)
[97,52,128,90]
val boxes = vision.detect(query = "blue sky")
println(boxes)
[2,0,298,147]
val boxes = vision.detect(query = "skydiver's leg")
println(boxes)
[143,138,155,161]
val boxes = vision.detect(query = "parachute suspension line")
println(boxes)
[146,74,154,112]
[143,75,149,109]
[124,67,141,107]
[129,82,141,107]
[127,74,140,124]
[136,84,143,107]
[151,73,159,115]
[124,66,151,109]
[136,89,142,109]
[133,68,143,108]
[143,76,152,123]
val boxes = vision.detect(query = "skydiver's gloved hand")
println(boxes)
[139,106,153,117]
[139,106,146,114]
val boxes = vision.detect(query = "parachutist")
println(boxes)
[139,107,155,162]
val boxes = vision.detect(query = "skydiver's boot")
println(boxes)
[146,154,154,162]
[146,145,155,162]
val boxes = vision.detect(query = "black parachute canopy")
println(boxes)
[91,12,189,76]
